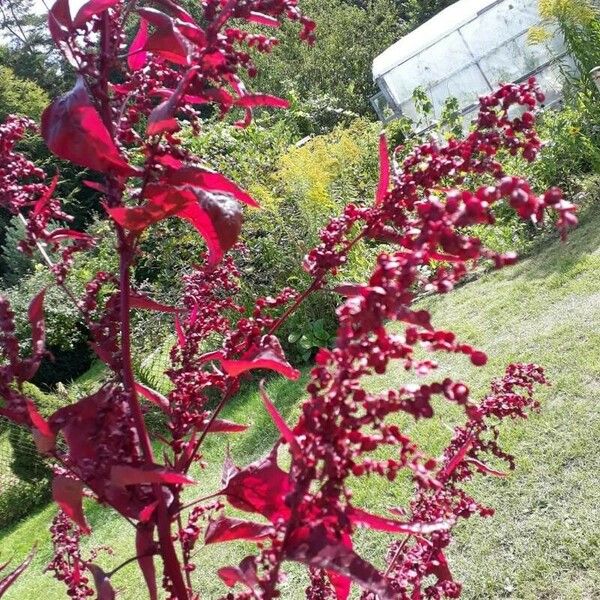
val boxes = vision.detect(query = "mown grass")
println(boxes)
[3,205,600,599]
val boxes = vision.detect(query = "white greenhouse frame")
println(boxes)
[371,0,573,126]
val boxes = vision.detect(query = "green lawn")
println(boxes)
[3,206,600,599]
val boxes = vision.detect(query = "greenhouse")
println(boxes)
[371,0,573,125]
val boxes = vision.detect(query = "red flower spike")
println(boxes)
[87,565,116,600]
[375,133,390,206]
[110,465,194,487]
[0,549,35,598]
[52,476,90,534]
[259,380,301,457]
[204,516,272,544]
[221,334,300,380]
[41,78,137,176]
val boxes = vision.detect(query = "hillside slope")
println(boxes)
[2,205,600,599]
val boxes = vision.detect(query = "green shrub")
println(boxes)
[0,65,48,122]
[0,477,50,530]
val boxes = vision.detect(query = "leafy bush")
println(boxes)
[0,65,48,122]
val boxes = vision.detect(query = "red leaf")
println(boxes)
[106,188,192,233]
[259,381,300,457]
[177,190,242,266]
[220,448,292,520]
[0,549,35,599]
[375,133,390,206]
[464,457,507,477]
[164,166,260,208]
[83,180,108,194]
[139,500,159,523]
[48,0,72,45]
[428,550,453,582]
[221,446,239,487]
[41,77,136,176]
[221,335,300,380]
[246,12,279,27]
[130,294,179,314]
[88,565,116,600]
[236,94,289,110]
[174,314,186,346]
[138,8,192,65]
[439,435,474,480]
[47,228,94,242]
[135,382,169,412]
[52,476,90,533]
[72,0,120,28]
[285,523,394,599]
[218,556,259,591]
[128,18,149,70]
[27,400,55,453]
[328,568,352,600]
[204,418,248,434]
[110,465,194,487]
[147,68,198,136]
[33,174,58,217]
[204,516,272,544]
[348,508,450,535]
[136,524,158,600]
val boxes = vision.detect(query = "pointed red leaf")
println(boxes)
[439,435,474,481]
[138,7,192,65]
[177,190,242,266]
[41,77,136,176]
[139,500,159,523]
[27,400,55,452]
[236,94,289,110]
[52,476,90,533]
[246,12,279,27]
[220,448,292,520]
[204,418,248,433]
[205,516,272,544]
[164,166,260,208]
[88,565,116,600]
[375,133,390,206]
[130,294,179,314]
[328,568,352,600]
[174,314,186,346]
[33,174,59,217]
[221,446,239,488]
[218,556,259,590]
[72,0,120,28]
[47,228,94,242]
[285,523,394,599]
[221,335,300,380]
[259,381,300,457]
[428,550,453,582]
[128,18,149,70]
[48,0,72,45]
[106,186,192,232]
[348,507,450,535]
[0,549,35,598]
[464,457,508,477]
[110,465,194,487]
[135,382,169,412]
[136,525,158,600]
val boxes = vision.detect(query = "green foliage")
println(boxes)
[250,0,405,126]
[0,65,48,122]
[0,476,49,529]
[287,318,335,362]
[0,215,33,287]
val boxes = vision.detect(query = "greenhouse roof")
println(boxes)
[372,0,500,79]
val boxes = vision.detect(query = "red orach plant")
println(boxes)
[0,1,578,598]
